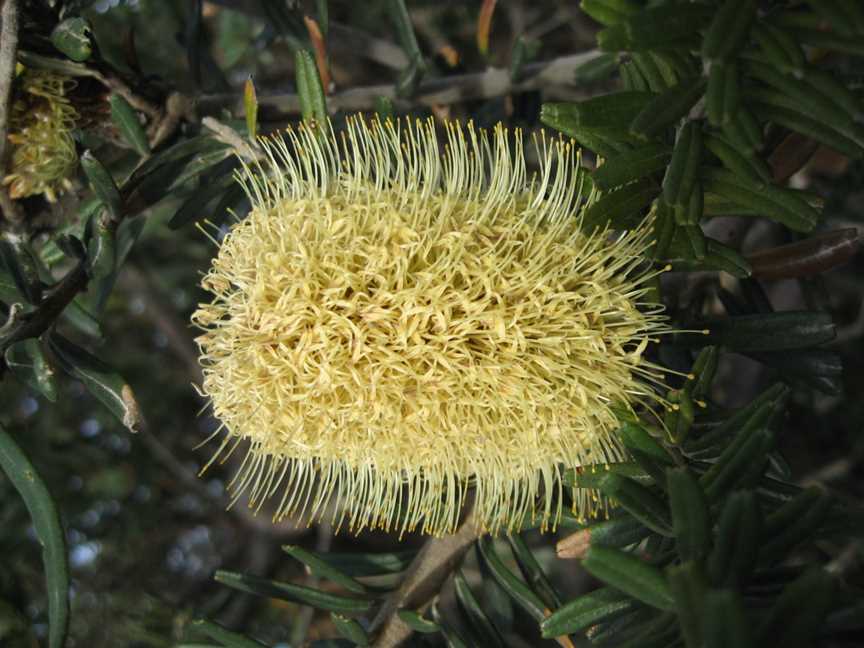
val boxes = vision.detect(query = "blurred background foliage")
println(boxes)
[1,0,863,647]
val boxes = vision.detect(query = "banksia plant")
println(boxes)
[192,116,675,537]
[3,67,78,202]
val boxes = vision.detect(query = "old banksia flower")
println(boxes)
[193,116,673,537]
[4,67,78,202]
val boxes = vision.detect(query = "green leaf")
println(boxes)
[330,614,369,646]
[708,491,761,587]
[598,473,672,536]
[667,468,710,562]
[575,515,651,551]
[214,570,373,614]
[476,537,547,622]
[760,488,830,562]
[582,546,675,611]
[110,94,150,156]
[388,0,426,95]
[282,545,367,594]
[47,334,142,433]
[592,143,671,191]
[629,78,706,139]
[582,179,658,231]
[702,0,756,61]
[542,92,655,130]
[84,211,117,281]
[0,424,69,648]
[618,423,672,466]
[701,167,819,232]
[192,619,267,648]
[667,562,706,648]
[700,428,774,500]
[50,17,92,62]
[580,0,640,26]
[507,535,561,609]
[4,339,58,402]
[703,590,754,648]
[317,550,417,577]
[541,586,636,638]
[663,121,702,207]
[244,76,258,140]
[706,61,741,126]
[748,349,843,395]
[295,49,328,122]
[453,569,505,646]
[168,168,237,229]
[598,5,712,51]
[756,569,833,648]
[703,134,771,184]
[0,238,42,304]
[684,311,835,352]
[563,462,651,489]
[81,150,123,221]
[396,609,440,634]
[571,52,619,84]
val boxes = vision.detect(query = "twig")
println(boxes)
[291,521,333,646]
[0,0,23,225]
[371,512,477,648]
[200,51,600,116]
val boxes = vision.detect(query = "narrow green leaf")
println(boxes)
[0,424,69,648]
[47,334,142,433]
[706,61,740,126]
[667,468,710,562]
[453,569,505,646]
[756,569,833,648]
[84,212,117,281]
[541,587,636,638]
[598,474,673,536]
[563,462,651,489]
[684,311,835,352]
[330,614,369,646]
[319,550,417,577]
[214,570,373,613]
[760,488,830,561]
[396,609,440,634]
[109,94,149,156]
[4,339,58,402]
[50,17,92,62]
[592,143,670,191]
[702,0,756,61]
[700,429,773,500]
[582,179,658,231]
[571,52,619,84]
[168,171,236,229]
[507,535,561,609]
[192,619,266,648]
[580,0,640,26]
[244,76,258,140]
[542,92,655,130]
[81,150,123,221]
[388,0,425,95]
[583,546,675,611]
[618,423,672,466]
[597,5,712,51]
[630,78,706,139]
[283,545,367,594]
[703,590,754,648]
[703,167,819,232]
[663,121,702,207]
[476,537,547,622]
[667,562,706,648]
[295,49,328,122]
[0,238,42,304]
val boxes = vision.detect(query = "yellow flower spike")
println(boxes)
[192,115,674,537]
[4,69,78,202]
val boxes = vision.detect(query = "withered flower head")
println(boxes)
[193,116,671,536]
[4,67,78,203]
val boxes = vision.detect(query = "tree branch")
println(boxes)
[200,51,600,116]
[0,0,23,225]
[371,512,477,648]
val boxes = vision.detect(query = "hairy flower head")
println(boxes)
[193,116,672,536]
[3,67,78,202]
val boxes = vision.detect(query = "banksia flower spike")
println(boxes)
[193,116,673,537]
[3,67,78,202]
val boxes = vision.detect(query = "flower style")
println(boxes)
[193,116,672,537]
